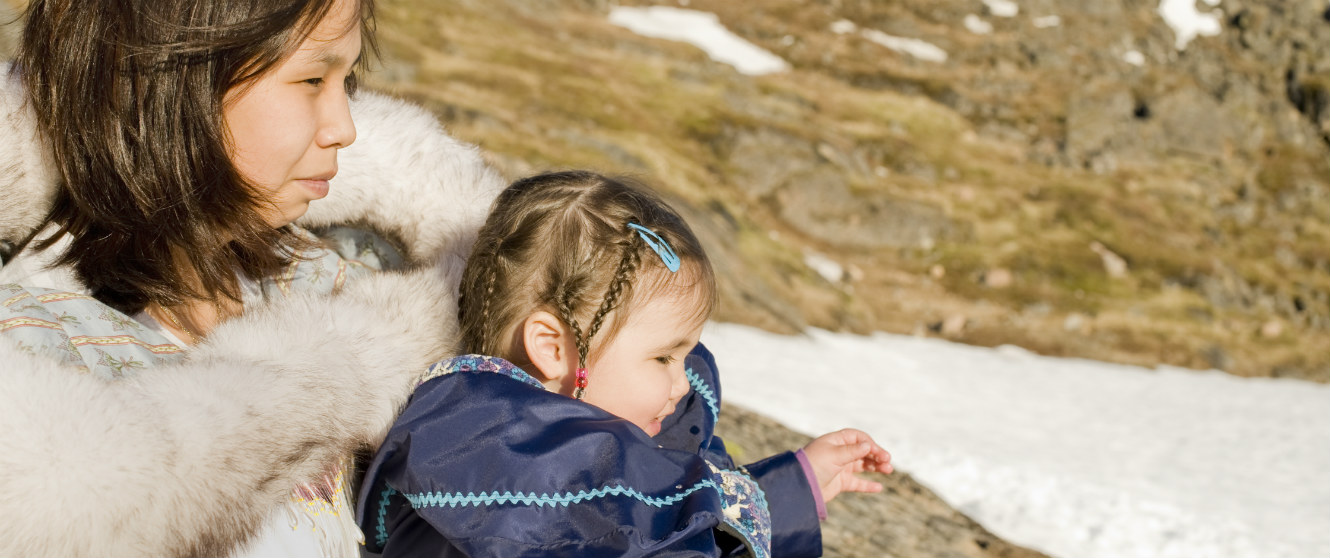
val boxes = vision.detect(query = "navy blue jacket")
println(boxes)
[356,344,822,557]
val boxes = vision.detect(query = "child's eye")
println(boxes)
[303,77,325,87]
[655,355,676,365]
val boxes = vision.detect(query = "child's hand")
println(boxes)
[802,428,893,503]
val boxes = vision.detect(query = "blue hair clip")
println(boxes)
[627,222,681,273]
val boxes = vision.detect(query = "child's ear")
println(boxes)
[521,310,577,391]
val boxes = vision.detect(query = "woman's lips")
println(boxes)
[298,174,333,199]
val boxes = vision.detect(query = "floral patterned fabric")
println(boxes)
[0,284,183,379]
[0,227,369,379]
[712,463,773,558]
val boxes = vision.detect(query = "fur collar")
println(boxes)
[0,266,460,556]
[0,63,57,250]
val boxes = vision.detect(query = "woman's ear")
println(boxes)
[521,310,577,392]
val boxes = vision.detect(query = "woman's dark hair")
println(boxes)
[16,0,376,316]
[457,170,718,369]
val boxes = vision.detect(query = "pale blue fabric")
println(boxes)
[0,228,370,379]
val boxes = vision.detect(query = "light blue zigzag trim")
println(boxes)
[375,486,397,548]
[686,366,720,423]
[418,355,545,389]
[403,479,722,511]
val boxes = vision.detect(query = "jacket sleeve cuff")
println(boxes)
[793,449,827,520]
[745,451,823,558]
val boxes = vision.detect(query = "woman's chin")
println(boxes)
[260,204,310,229]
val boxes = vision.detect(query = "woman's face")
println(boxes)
[222,0,362,228]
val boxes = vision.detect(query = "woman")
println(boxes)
[0,0,503,555]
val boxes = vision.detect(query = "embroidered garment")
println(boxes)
[358,347,820,558]
[0,284,182,379]
[0,226,367,378]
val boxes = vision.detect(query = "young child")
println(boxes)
[356,171,892,557]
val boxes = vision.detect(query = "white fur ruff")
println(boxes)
[0,63,58,249]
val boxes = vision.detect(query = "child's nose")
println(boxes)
[669,365,691,401]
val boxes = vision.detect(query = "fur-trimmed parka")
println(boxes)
[0,63,506,556]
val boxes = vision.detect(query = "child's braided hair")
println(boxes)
[457,171,716,369]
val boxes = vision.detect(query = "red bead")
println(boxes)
[576,377,588,388]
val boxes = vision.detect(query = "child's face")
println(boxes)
[581,289,704,437]
[222,0,361,228]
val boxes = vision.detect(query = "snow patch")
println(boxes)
[829,20,947,63]
[862,29,948,63]
[802,251,844,283]
[1032,15,1061,28]
[608,6,790,76]
[1157,0,1223,50]
[830,19,858,35]
[983,0,1020,18]
[703,323,1330,558]
[964,14,994,35]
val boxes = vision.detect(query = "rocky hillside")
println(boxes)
[0,3,15,57]
[345,0,1327,382]
[4,1,1324,380]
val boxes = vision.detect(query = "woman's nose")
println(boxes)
[317,89,357,149]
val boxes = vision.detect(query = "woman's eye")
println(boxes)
[345,72,360,96]
[303,77,325,87]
